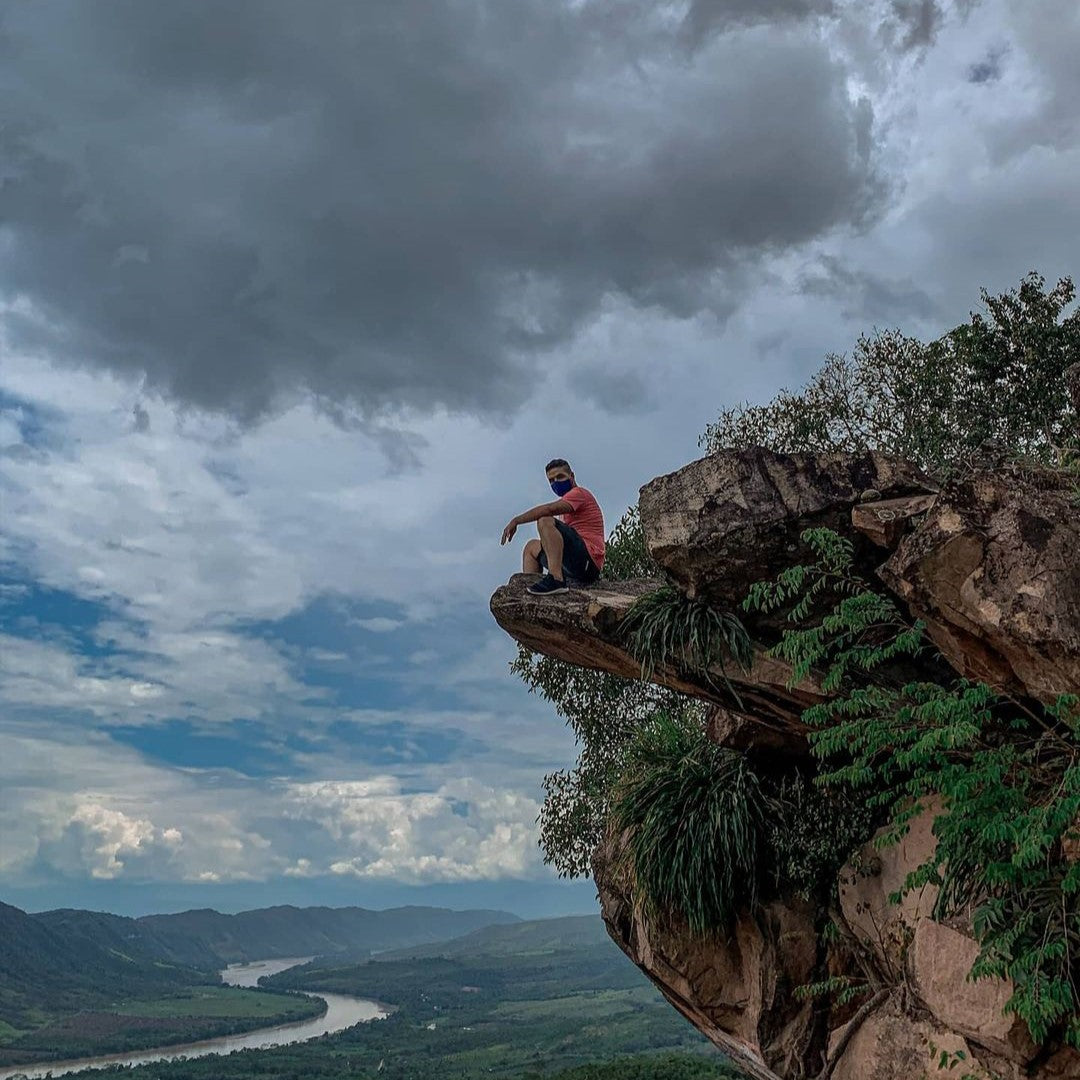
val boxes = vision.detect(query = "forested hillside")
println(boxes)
[0,901,210,1036]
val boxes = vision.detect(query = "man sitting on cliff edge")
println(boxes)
[500,458,605,595]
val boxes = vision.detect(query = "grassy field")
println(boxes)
[0,986,323,1067]
[113,986,315,1019]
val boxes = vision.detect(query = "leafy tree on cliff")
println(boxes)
[701,271,1079,474]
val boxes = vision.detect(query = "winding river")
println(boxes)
[0,957,387,1080]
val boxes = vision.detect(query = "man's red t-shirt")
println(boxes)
[560,486,605,569]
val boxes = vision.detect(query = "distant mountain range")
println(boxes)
[10,900,522,968]
[134,903,521,964]
[0,898,521,1031]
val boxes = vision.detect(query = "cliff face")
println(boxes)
[491,445,1080,1080]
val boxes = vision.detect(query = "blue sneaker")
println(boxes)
[527,575,569,595]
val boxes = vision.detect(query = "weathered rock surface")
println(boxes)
[850,493,938,549]
[638,449,935,606]
[837,800,941,981]
[828,996,977,1080]
[908,920,1036,1065]
[595,833,822,1080]
[491,445,1080,1080]
[490,574,822,742]
[880,464,1080,703]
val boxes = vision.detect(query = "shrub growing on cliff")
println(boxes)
[611,711,768,935]
[702,272,1079,476]
[765,774,875,903]
[516,644,697,879]
[621,586,752,701]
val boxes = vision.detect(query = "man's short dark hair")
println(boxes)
[545,458,572,472]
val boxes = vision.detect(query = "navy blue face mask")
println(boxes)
[550,478,574,496]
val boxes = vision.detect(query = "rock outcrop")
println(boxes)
[880,464,1080,703]
[637,449,935,608]
[491,445,1080,1080]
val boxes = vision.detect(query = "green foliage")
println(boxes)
[745,528,1080,1047]
[517,504,699,879]
[517,271,1079,899]
[793,974,869,1009]
[611,711,767,935]
[0,988,322,1066]
[527,1052,742,1080]
[515,645,699,878]
[765,774,875,903]
[600,504,660,580]
[621,586,752,699]
[702,272,1080,476]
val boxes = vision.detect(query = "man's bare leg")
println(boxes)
[537,516,565,581]
[523,539,543,573]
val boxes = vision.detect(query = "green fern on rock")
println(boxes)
[744,527,1080,1046]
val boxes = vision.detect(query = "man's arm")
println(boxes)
[513,499,573,525]
[501,499,572,545]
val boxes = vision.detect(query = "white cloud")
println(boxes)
[288,777,541,884]
[62,803,183,880]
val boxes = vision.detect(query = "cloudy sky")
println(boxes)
[1,0,1077,919]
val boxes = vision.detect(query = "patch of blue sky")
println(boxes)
[0,575,124,659]
[242,593,435,710]
[0,386,64,450]
[242,593,404,654]
[323,718,485,767]
[108,717,320,777]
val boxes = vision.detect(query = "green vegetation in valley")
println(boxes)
[0,898,526,1067]
[112,986,320,1020]
[78,923,732,1080]
[0,900,220,1054]
[527,1054,742,1080]
[0,986,322,1068]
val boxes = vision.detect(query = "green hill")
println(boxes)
[33,907,225,970]
[377,913,609,959]
[0,901,210,1034]
[135,903,521,963]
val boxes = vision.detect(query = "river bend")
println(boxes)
[0,957,386,1079]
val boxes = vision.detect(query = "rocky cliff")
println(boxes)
[491,442,1080,1080]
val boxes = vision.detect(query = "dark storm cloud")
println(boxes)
[679,0,835,44]
[568,365,651,415]
[886,0,944,51]
[799,257,938,324]
[967,46,1006,84]
[0,0,882,423]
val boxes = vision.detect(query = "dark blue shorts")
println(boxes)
[538,519,601,584]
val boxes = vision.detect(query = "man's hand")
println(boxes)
[501,519,518,545]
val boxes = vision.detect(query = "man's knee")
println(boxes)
[536,514,557,533]
[524,539,542,558]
